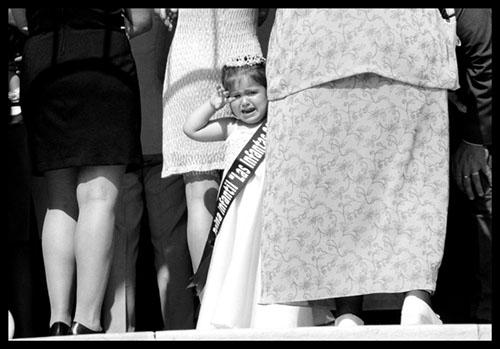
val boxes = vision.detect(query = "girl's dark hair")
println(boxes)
[221,62,266,91]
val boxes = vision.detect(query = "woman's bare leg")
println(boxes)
[183,172,220,273]
[42,168,78,327]
[73,165,125,332]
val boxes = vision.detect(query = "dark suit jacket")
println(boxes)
[449,8,492,149]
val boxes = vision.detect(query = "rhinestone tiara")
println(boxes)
[224,54,266,68]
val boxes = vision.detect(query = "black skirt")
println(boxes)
[21,27,142,175]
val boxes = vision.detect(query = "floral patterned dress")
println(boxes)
[259,9,459,304]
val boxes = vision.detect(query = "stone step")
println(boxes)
[11,324,491,341]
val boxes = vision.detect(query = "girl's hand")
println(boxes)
[154,8,178,31]
[209,85,235,110]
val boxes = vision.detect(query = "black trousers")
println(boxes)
[7,121,49,338]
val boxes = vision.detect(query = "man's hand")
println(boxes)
[452,140,492,200]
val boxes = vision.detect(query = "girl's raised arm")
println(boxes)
[183,100,234,142]
[184,86,236,142]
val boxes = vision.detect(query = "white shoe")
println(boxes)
[334,313,364,327]
[400,295,443,325]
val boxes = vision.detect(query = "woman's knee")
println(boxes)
[76,166,124,207]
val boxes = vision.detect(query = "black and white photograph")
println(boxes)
[7,8,492,341]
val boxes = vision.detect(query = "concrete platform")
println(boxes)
[11,324,491,341]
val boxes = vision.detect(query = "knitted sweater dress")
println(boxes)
[161,8,262,177]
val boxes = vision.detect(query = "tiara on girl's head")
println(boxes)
[224,54,266,68]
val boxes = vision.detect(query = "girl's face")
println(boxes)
[228,75,267,124]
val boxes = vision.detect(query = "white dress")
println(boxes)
[161,9,262,177]
[196,122,330,329]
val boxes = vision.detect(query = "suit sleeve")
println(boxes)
[455,8,492,146]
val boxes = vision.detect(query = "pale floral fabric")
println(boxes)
[260,8,459,305]
[197,123,329,328]
[260,74,450,304]
[266,9,459,101]
[161,9,262,177]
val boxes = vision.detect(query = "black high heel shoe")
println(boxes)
[71,322,103,335]
[49,322,71,336]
